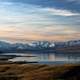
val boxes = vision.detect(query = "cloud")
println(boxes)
[66,0,80,4]
[67,0,80,2]
[42,8,80,16]
[0,1,80,41]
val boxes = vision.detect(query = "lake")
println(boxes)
[1,52,80,64]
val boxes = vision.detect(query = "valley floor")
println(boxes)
[0,63,80,80]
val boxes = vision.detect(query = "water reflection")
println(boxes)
[8,52,80,62]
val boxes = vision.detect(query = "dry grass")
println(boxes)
[0,63,79,80]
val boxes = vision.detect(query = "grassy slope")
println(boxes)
[0,64,80,80]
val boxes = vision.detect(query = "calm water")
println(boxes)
[3,52,80,64]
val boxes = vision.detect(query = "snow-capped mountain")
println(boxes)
[28,41,55,48]
[0,40,80,53]
[0,41,55,53]
[54,40,80,48]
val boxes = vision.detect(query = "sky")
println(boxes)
[0,0,80,42]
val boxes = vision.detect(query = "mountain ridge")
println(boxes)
[0,40,80,53]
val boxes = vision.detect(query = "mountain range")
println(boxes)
[0,40,80,53]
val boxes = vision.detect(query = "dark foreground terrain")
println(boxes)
[0,63,80,80]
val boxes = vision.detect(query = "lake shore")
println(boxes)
[0,63,80,80]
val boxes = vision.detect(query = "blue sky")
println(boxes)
[0,0,80,42]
